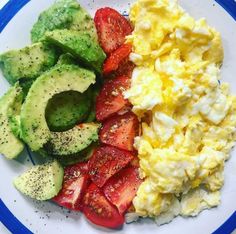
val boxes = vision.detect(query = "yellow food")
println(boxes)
[125,0,236,224]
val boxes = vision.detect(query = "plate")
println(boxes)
[0,0,236,233]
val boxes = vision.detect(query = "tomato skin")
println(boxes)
[82,183,124,229]
[99,112,139,151]
[52,163,90,211]
[96,76,131,122]
[88,145,134,188]
[103,44,132,76]
[94,7,133,55]
[103,167,143,214]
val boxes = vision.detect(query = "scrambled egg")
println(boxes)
[124,0,236,224]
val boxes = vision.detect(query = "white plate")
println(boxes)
[0,0,236,233]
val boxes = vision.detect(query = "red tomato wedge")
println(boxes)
[99,112,139,151]
[103,167,142,214]
[96,76,131,122]
[52,163,89,211]
[103,44,132,76]
[82,183,124,229]
[94,7,133,55]
[88,145,134,187]
[114,59,135,79]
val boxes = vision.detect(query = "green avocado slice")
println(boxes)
[45,29,106,74]
[20,64,96,151]
[44,122,100,156]
[31,0,98,43]
[0,84,24,159]
[13,160,64,201]
[0,42,57,85]
[45,90,91,132]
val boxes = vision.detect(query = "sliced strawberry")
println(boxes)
[103,44,132,76]
[82,183,124,229]
[94,7,133,54]
[52,163,89,211]
[96,76,131,122]
[103,167,142,214]
[88,145,134,187]
[99,112,139,151]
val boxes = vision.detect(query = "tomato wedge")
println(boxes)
[96,76,131,122]
[103,167,142,214]
[99,112,139,151]
[103,44,132,76]
[52,163,89,211]
[88,145,134,187]
[82,183,124,229]
[94,7,133,54]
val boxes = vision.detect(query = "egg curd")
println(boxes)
[124,0,236,224]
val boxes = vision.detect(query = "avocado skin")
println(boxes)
[20,64,96,151]
[0,43,58,85]
[44,123,100,156]
[0,84,24,159]
[45,29,106,74]
[46,90,91,132]
[13,160,64,201]
[31,0,97,43]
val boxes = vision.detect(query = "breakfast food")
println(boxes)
[0,0,235,230]
[124,0,236,224]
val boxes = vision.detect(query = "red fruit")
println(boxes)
[99,112,139,151]
[88,145,134,187]
[96,76,131,122]
[94,7,133,54]
[52,163,89,211]
[114,60,135,78]
[82,183,124,229]
[103,44,132,76]
[103,167,143,214]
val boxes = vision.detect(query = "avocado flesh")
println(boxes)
[0,84,24,159]
[45,90,91,132]
[31,0,97,43]
[20,64,96,151]
[57,53,76,65]
[55,142,98,166]
[0,42,57,85]
[44,123,100,156]
[13,160,64,200]
[45,29,106,74]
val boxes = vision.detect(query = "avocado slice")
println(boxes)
[45,90,91,132]
[55,142,98,166]
[0,42,58,85]
[7,84,24,138]
[45,29,106,74]
[57,53,76,65]
[0,84,24,159]
[44,122,100,156]
[31,0,98,43]
[20,64,96,151]
[13,160,64,200]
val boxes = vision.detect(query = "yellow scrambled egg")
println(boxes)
[124,0,236,223]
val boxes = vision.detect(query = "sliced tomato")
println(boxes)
[88,145,134,187]
[96,76,131,122]
[114,59,135,78]
[52,163,89,211]
[103,44,132,76]
[99,112,139,151]
[103,167,142,214]
[94,7,133,54]
[82,183,124,228]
